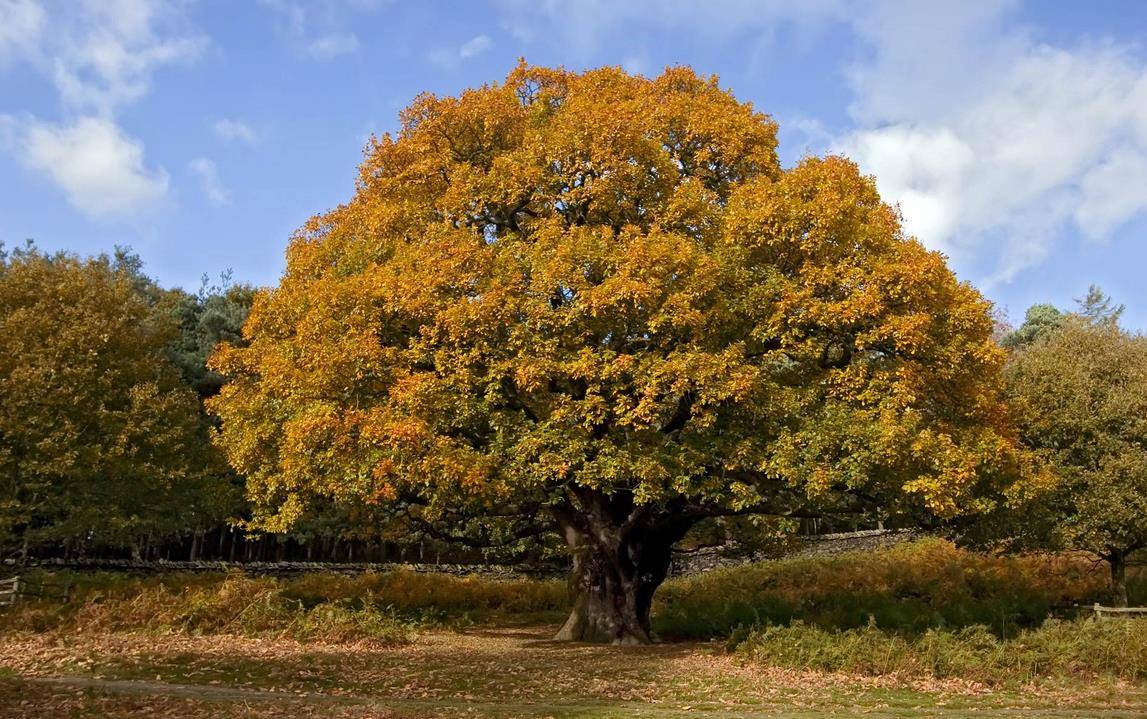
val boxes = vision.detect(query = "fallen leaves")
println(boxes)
[2,624,1144,718]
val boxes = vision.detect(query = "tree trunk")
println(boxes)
[1109,549,1129,608]
[552,491,695,644]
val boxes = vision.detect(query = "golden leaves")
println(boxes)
[209,64,1018,530]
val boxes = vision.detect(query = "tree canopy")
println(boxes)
[1001,304,1063,350]
[0,243,233,554]
[1004,299,1146,605]
[167,274,258,400]
[209,64,1024,642]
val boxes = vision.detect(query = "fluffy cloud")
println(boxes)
[459,34,493,60]
[9,116,168,217]
[430,34,495,70]
[0,0,44,65]
[19,0,207,116]
[1074,151,1147,240]
[188,157,231,206]
[836,1,1147,283]
[259,0,364,60]
[840,126,973,255]
[213,118,259,145]
[0,0,203,219]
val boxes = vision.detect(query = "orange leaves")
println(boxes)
[209,64,1020,532]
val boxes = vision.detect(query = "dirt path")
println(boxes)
[2,626,1146,718]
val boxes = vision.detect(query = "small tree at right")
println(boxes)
[1004,290,1145,606]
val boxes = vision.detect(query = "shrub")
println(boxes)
[0,568,567,641]
[0,573,411,645]
[2,539,1136,649]
[280,569,567,619]
[653,538,1112,638]
[736,617,1147,684]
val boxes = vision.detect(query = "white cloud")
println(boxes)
[188,157,231,206]
[0,1,206,220]
[259,0,364,60]
[307,33,359,60]
[0,0,44,65]
[1074,151,1147,241]
[834,0,1147,283]
[31,0,207,116]
[836,125,973,257]
[9,115,168,218]
[213,118,259,145]
[458,34,493,60]
[430,34,495,70]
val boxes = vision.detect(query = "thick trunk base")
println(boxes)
[551,491,695,644]
[1110,550,1129,608]
[554,589,652,645]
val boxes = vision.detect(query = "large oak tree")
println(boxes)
[210,65,1022,643]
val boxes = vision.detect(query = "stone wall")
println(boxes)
[6,529,920,579]
[2,557,558,580]
[669,529,920,575]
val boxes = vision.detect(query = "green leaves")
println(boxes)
[1005,316,1147,559]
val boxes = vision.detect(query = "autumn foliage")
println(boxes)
[0,245,231,553]
[209,64,1022,642]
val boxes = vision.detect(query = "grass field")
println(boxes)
[2,541,1144,717]
[2,624,1146,718]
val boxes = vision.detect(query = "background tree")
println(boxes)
[166,273,258,400]
[0,243,232,557]
[1001,304,1062,350]
[210,64,1024,643]
[1076,284,1124,327]
[1004,294,1146,606]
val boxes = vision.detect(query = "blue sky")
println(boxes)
[1,0,1146,328]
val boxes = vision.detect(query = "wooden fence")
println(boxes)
[0,575,72,607]
[0,576,19,606]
